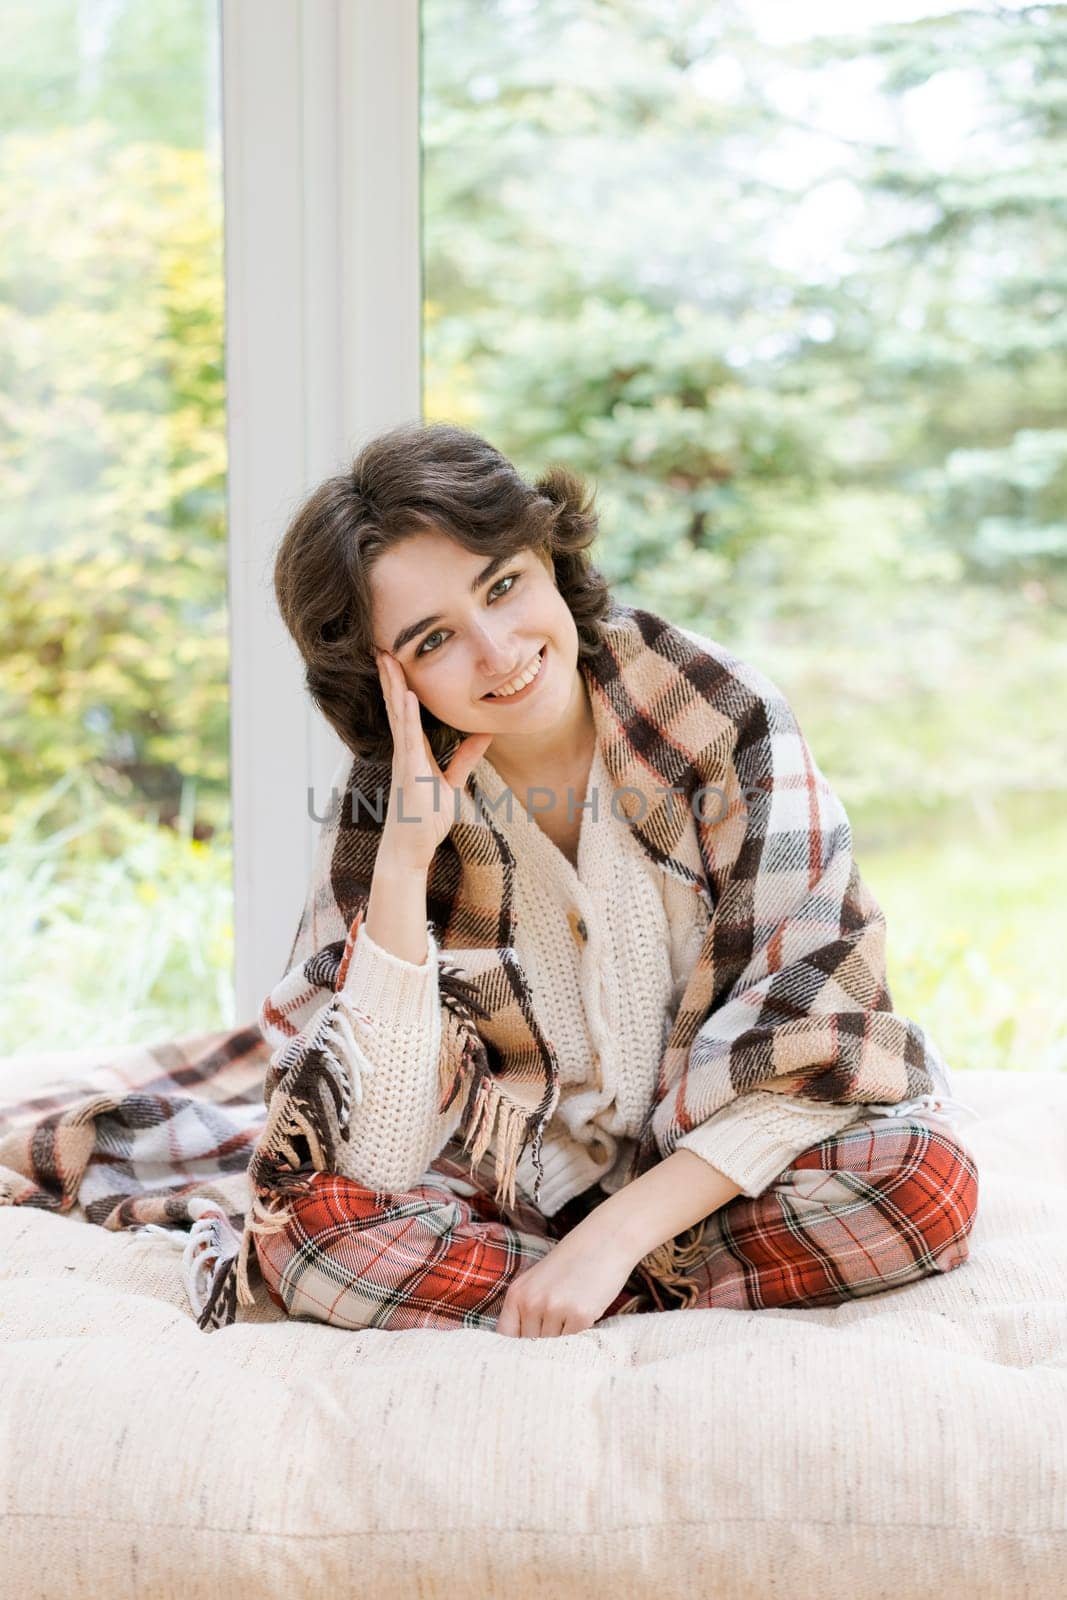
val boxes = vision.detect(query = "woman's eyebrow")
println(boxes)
[390,551,516,654]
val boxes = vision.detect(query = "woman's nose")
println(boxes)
[473,627,520,674]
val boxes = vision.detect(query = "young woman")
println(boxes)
[244,420,980,1340]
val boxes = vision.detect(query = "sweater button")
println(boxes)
[568,910,588,946]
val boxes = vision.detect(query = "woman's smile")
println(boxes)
[480,644,548,705]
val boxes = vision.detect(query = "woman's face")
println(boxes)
[368,528,581,738]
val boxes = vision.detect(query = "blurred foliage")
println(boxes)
[0,0,215,148]
[0,85,228,840]
[421,0,1067,822]
[872,789,1067,1077]
[0,0,1064,1064]
[0,767,234,1057]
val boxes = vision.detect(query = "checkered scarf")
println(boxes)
[0,604,944,1330]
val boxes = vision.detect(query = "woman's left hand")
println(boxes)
[494,1227,639,1338]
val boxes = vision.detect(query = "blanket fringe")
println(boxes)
[177,1209,242,1331]
[262,992,365,1159]
[436,960,494,1116]
[186,998,367,1331]
[247,1037,351,1203]
[197,1250,238,1331]
[456,1071,542,1214]
[436,958,552,1213]
[180,1183,310,1331]
[637,1219,711,1311]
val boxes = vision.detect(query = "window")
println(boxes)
[0,0,231,1052]
[421,0,1067,1074]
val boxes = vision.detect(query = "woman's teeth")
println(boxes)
[484,647,544,698]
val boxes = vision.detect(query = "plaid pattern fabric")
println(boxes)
[247,605,949,1318]
[0,604,955,1331]
[251,1110,980,1330]
[0,1029,271,1329]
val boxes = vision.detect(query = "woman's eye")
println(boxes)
[416,629,446,658]
[414,572,520,658]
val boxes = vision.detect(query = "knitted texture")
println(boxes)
[448,738,863,1210]
[257,735,863,1215]
[244,604,956,1317]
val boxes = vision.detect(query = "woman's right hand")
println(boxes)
[375,648,494,875]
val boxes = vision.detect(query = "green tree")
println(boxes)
[0,125,228,839]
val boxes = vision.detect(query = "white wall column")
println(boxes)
[220,0,421,1021]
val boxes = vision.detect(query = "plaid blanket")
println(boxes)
[0,604,951,1332]
[0,1029,270,1330]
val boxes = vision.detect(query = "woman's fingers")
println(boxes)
[376,652,493,852]
[379,651,418,763]
[378,651,411,765]
[378,652,431,824]
[375,650,397,739]
[443,732,493,795]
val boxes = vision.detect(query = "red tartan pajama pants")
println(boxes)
[252,1111,980,1332]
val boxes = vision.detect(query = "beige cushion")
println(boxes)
[1,1056,1064,1595]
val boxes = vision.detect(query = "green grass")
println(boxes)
[0,767,234,1059]
[855,790,1067,1077]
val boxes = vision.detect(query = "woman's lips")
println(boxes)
[481,645,547,704]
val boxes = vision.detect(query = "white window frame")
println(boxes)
[220,0,421,1021]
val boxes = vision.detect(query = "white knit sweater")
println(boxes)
[459,740,862,1212]
[269,760,859,1215]
[263,658,975,1216]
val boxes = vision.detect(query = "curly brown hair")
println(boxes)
[272,419,616,765]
